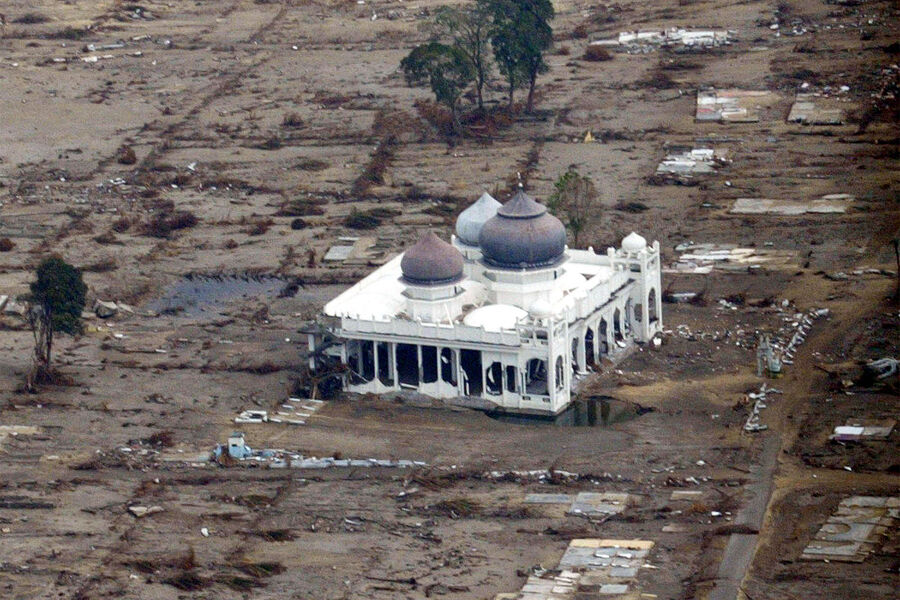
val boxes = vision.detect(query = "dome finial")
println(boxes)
[517,171,523,189]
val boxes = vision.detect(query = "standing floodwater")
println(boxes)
[488,396,644,427]
[145,274,298,318]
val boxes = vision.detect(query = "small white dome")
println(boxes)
[529,299,554,318]
[622,231,647,253]
[463,304,528,332]
[455,192,501,246]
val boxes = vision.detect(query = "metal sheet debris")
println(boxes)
[730,194,853,215]
[568,492,632,517]
[830,419,895,442]
[801,496,899,562]
[696,89,777,123]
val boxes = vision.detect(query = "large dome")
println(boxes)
[400,231,464,285]
[455,192,501,246]
[478,188,567,269]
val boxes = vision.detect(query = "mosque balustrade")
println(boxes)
[337,316,522,347]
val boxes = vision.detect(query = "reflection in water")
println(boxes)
[488,396,640,427]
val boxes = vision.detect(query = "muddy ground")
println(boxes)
[0,0,898,599]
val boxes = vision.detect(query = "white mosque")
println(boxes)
[313,188,662,415]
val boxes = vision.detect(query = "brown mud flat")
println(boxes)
[0,0,898,599]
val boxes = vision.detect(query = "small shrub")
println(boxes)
[116,145,137,165]
[146,430,175,447]
[245,218,273,236]
[343,208,380,230]
[583,45,613,62]
[48,27,91,40]
[224,239,239,249]
[81,257,118,272]
[290,218,308,230]
[556,45,571,56]
[572,24,590,39]
[13,13,50,24]
[145,211,199,238]
[275,200,325,217]
[0,238,15,252]
[93,231,118,245]
[256,136,282,150]
[281,113,304,128]
[111,217,131,233]
[295,158,329,171]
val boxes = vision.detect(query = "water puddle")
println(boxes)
[145,274,297,317]
[488,396,648,427]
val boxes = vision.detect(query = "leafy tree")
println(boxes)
[24,256,86,390]
[428,4,494,112]
[487,0,554,113]
[547,168,600,248]
[401,42,475,134]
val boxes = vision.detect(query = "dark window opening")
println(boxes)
[505,365,518,393]
[397,343,418,387]
[377,342,393,386]
[525,358,548,396]
[422,345,437,384]
[460,350,483,396]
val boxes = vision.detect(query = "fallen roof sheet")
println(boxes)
[788,94,845,125]
[730,194,854,215]
[830,419,895,441]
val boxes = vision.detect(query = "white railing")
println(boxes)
[338,317,522,347]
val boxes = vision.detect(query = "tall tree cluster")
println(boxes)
[401,0,555,134]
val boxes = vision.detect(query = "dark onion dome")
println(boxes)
[400,231,465,285]
[455,192,501,246]
[478,188,567,269]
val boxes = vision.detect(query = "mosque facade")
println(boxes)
[314,189,662,415]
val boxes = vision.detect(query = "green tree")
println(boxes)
[429,4,494,112]
[401,42,475,135]
[547,168,600,248]
[487,0,554,113]
[25,256,86,390]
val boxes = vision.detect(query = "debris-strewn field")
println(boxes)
[0,1,897,599]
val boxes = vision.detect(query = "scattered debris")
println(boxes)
[652,147,729,184]
[801,496,898,562]
[667,242,797,273]
[591,28,733,53]
[509,538,655,599]
[696,89,778,123]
